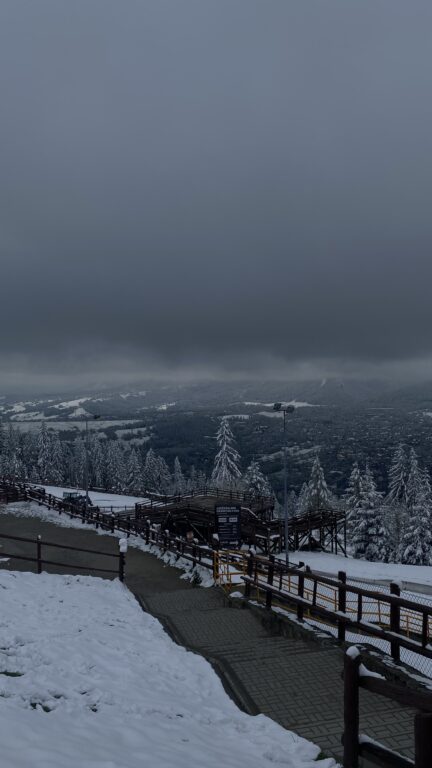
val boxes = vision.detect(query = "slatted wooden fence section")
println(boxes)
[0,532,125,581]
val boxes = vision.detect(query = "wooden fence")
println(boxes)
[4,482,432,673]
[0,531,126,581]
[343,647,432,768]
[242,554,432,666]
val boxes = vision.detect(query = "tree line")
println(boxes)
[0,419,430,565]
[0,418,271,500]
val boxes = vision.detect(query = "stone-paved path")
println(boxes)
[0,509,416,763]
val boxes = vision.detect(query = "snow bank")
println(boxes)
[283,551,432,588]
[0,571,337,768]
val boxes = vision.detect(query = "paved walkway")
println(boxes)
[0,508,416,763]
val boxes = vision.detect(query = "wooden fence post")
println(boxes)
[338,570,347,643]
[145,521,150,545]
[343,649,360,768]
[390,582,401,662]
[245,553,254,599]
[118,539,127,583]
[266,555,275,610]
[415,712,432,768]
[37,535,42,574]
[297,565,304,622]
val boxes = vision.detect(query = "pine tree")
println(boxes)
[126,448,142,492]
[243,460,272,498]
[173,457,186,495]
[306,455,331,511]
[37,422,51,484]
[105,441,126,492]
[350,467,389,561]
[211,418,242,489]
[49,431,64,486]
[344,462,362,513]
[400,479,432,565]
[155,455,172,494]
[387,444,408,505]
[90,435,105,488]
[297,483,309,514]
[406,448,422,509]
[142,448,159,491]
[73,437,86,488]
[188,465,197,492]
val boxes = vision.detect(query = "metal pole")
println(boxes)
[283,410,289,567]
[84,418,89,515]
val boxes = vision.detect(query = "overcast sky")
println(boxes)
[1,1,432,393]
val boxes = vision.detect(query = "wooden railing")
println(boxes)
[242,554,432,666]
[0,531,126,581]
[4,481,432,672]
[343,647,432,768]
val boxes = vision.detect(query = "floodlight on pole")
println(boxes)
[273,402,295,566]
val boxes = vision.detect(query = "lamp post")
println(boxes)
[273,403,295,566]
[84,415,101,514]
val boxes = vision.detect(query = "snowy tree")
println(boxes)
[73,437,86,488]
[105,441,126,492]
[142,448,159,491]
[386,444,409,558]
[350,467,390,561]
[387,444,408,505]
[344,462,362,513]
[306,455,331,511]
[400,478,432,565]
[173,457,186,495]
[243,460,272,498]
[296,483,309,514]
[90,436,105,488]
[37,422,51,483]
[211,418,242,489]
[406,448,422,509]
[188,465,197,492]
[126,448,142,492]
[48,431,64,486]
[155,455,172,494]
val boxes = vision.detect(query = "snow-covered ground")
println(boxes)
[41,485,148,508]
[0,571,337,768]
[285,551,432,588]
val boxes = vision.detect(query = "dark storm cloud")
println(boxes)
[1,0,432,390]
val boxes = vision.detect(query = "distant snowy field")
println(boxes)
[41,485,148,508]
[286,551,432,588]
[0,571,336,768]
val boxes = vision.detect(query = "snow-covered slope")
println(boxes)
[0,571,337,768]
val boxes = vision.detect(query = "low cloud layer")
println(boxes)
[1,1,432,392]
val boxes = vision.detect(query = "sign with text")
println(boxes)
[214,505,241,549]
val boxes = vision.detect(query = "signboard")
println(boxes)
[214,505,241,549]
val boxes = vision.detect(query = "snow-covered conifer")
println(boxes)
[173,457,186,495]
[142,448,159,491]
[387,444,408,505]
[350,467,389,561]
[306,455,331,511]
[126,448,143,492]
[243,460,272,498]
[400,471,432,565]
[155,456,172,494]
[211,418,242,489]
[37,422,51,483]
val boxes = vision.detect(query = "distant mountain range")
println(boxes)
[2,377,432,425]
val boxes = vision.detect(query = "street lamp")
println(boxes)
[84,415,101,513]
[273,402,295,566]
